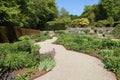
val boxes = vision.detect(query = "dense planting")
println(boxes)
[56,33,120,80]
[19,33,51,42]
[0,34,55,79]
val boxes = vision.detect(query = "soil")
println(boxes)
[9,68,48,80]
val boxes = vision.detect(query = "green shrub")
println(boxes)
[56,33,120,79]
[4,52,28,70]
[114,48,120,57]
[18,36,31,41]
[46,17,71,30]
[16,41,32,53]
[3,51,38,70]
[16,73,30,80]
[98,49,114,57]
[101,39,120,49]
[0,40,40,77]
[70,18,89,27]
[39,55,55,71]
[103,56,120,73]
[95,20,109,27]
[112,24,120,39]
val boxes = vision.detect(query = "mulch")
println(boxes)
[9,68,48,80]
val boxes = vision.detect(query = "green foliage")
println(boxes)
[15,41,32,53]
[101,39,120,49]
[32,0,59,29]
[69,14,79,20]
[19,33,51,42]
[39,55,55,71]
[80,5,96,23]
[100,0,120,20]
[56,33,120,79]
[95,20,109,27]
[98,49,114,57]
[112,24,120,39]
[0,0,58,28]
[18,36,31,41]
[46,17,71,30]
[0,40,40,77]
[103,56,120,73]
[59,7,69,18]
[30,33,51,41]
[70,18,89,27]
[16,73,30,80]
[81,0,120,26]
[4,52,30,70]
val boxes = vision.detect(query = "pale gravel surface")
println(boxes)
[35,37,116,80]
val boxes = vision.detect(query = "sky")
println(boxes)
[55,0,100,16]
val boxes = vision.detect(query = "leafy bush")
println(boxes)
[31,33,51,41]
[103,56,120,73]
[1,51,38,71]
[112,24,120,39]
[15,41,32,53]
[19,33,51,42]
[70,18,89,27]
[0,40,40,78]
[101,39,120,49]
[39,55,55,71]
[4,52,28,70]
[98,49,114,57]
[0,33,56,79]
[16,73,30,80]
[56,33,120,79]
[95,20,109,27]
[46,17,71,30]
[18,36,31,41]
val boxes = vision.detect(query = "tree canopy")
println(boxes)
[0,0,58,29]
[80,0,120,27]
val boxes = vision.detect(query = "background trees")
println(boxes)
[70,18,89,28]
[80,0,120,27]
[0,0,58,29]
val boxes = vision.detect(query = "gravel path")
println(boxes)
[35,37,116,80]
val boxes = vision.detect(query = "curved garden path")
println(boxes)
[35,37,116,80]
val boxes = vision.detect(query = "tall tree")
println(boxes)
[80,5,96,24]
[100,0,120,21]
[33,0,59,29]
[60,7,69,17]
[0,0,21,27]
[0,0,59,29]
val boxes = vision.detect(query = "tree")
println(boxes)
[80,5,97,25]
[59,7,69,17]
[69,14,79,20]
[33,0,59,29]
[100,0,120,21]
[0,0,59,29]
[0,0,21,27]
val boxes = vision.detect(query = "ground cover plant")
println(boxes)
[56,33,120,80]
[19,33,51,42]
[0,34,55,80]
